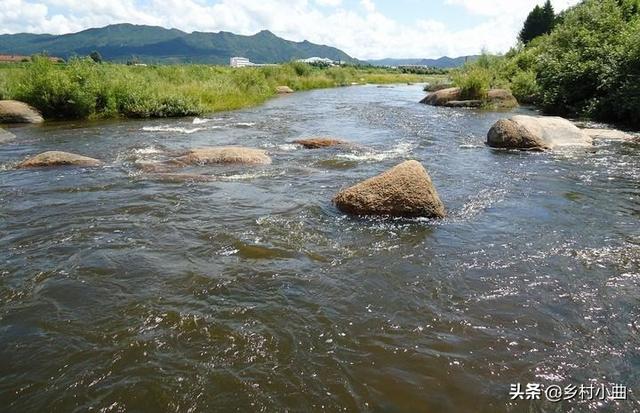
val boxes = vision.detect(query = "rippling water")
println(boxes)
[1,85,639,412]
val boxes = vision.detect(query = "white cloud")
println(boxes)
[316,0,342,6]
[444,0,580,17]
[0,0,581,59]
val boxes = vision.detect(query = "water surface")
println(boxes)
[1,85,639,412]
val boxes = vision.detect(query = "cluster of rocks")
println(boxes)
[4,98,637,221]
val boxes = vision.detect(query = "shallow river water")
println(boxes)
[1,85,639,412]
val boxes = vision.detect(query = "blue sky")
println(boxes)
[0,0,581,59]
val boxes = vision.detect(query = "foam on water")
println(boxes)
[142,125,205,134]
[336,141,416,162]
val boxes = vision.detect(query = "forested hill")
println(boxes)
[0,24,356,64]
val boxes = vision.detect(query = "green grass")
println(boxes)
[0,57,444,120]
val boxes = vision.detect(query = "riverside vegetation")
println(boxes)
[450,0,640,127]
[0,57,442,120]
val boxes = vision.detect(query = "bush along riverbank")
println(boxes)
[448,0,640,128]
[0,57,443,120]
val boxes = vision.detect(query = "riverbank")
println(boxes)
[0,57,444,120]
[448,0,640,129]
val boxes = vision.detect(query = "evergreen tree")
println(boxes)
[542,0,556,32]
[519,1,556,44]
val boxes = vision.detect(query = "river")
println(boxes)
[1,85,639,412]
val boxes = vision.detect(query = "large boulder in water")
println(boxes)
[0,100,44,124]
[17,151,103,168]
[487,115,592,150]
[420,87,518,109]
[292,138,350,149]
[333,160,445,218]
[420,87,461,106]
[174,146,271,165]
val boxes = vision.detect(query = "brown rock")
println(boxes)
[0,100,44,124]
[420,87,461,106]
[333,160,445,218]
[487,119,549,151]
[420,88,518,109]
[292,138,349,149]
[173,146,271,165]
[487,89,519,109]
[487,116,592,150]
[276,86,294,94]
[17,151,103,168]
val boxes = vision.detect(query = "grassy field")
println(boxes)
[0,57,446,120]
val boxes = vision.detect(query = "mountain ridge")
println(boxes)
[0,23,356,64]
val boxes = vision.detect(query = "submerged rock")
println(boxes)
[0,100,44,124]
[333,160,445,218]
[0,127,15,144]
[420,87,518,109]
[17,151,103,168]
[487,115,593,150]
[142,172,216,183]
[173,146,271,165]
[292,138,350,149]
[276,86,294,94]
[444,100,483,108]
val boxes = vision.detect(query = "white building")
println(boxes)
[230,57,254,67]
[297,57,337,66]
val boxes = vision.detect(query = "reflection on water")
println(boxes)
[1,85,639,412]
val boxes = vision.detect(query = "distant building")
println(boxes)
[230,57,253,67]
[296,57,339,66]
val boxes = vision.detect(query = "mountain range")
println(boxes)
[0,24,355,65]
[0,24,473,68]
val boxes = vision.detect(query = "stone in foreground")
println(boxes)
[487,115,592,150]
[292,138,349,149]
[276,86,294,94]
[0,100,44,124]
[17,151,103,168]
[333,160,445,218]
[174,147,271,165]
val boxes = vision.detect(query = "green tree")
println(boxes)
[519,1,556,44]
[89,51,103,64]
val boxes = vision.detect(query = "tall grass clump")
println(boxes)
[452,65,491,100]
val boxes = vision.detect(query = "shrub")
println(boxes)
[288,62,313,77]
[12,56,103,118]
[452,65,491,99]
[510,71,540,103]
